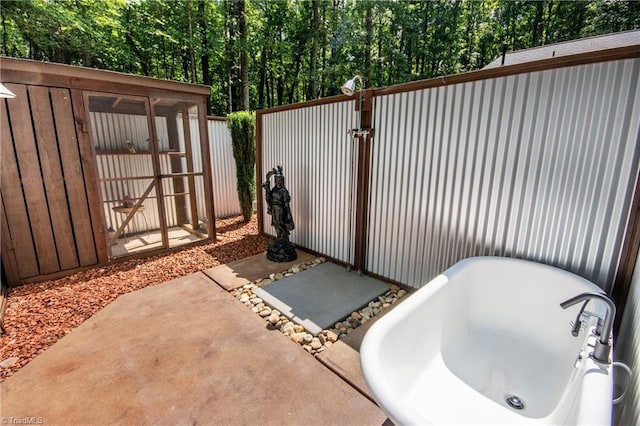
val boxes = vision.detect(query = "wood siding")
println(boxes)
[1,84,98,281]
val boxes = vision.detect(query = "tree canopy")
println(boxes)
[2,0,638,115]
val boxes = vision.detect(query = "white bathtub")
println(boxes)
[361,257,613,425]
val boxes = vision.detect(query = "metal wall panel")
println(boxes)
[615,250,640,426]
[207,119,241,218]
[261,101,358,263]
[368,58,640,291]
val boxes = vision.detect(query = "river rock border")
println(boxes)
[228,257,408,355]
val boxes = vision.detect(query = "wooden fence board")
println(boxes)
[73,89,108,263]
[0,194,21,284]
[6,84,59,274]
[28,86,79,270]
[0,97,39,278]
[50,88,98,266]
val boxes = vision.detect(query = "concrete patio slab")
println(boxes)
[316,291,413,404]
[0,272,387,425]
[253,262,389,335]
[202,250,316,290]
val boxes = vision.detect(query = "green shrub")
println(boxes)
[227,111,256,222]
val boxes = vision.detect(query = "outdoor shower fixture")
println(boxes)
[341,75,369,139]
[341,75,362,97]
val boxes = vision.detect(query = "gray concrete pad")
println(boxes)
[1,272,386,425]
[202,250,316,290]
[253,262,389,335]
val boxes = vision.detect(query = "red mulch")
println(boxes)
[0,214,270,381]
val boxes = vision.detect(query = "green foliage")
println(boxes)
[2,0,638,114]
[226,111,256,222]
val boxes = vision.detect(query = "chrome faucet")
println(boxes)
[560,292,616,364]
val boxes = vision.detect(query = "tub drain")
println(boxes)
[505,395,525,410]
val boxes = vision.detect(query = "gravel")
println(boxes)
[0,214,270,381]
[231,259,408,356]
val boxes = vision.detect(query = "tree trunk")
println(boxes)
[258,45,268,109]
[320,0,327,97]
[307,0,319,100]
[2,9,8,56]
[238,0,249,110]
[198,0,212,114]
[224,0,234,113]
[288,54,302,104]
[364,1,373,86]
[532,0,545,46]
[187,0,197,83]
[277,76,284,106]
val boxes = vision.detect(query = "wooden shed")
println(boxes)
[0,57,216,286]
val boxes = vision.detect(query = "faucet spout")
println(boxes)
[560,292,616,364]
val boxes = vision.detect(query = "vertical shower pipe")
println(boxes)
[353,89,374,272]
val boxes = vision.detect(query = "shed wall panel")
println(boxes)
[1,84,99,282]
[1,98,39,278]
[50,88,97,266]
[6,84,59,274]
[29,86,79,270]
[367,58,640,291]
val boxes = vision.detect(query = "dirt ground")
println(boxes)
[0,215,270,381]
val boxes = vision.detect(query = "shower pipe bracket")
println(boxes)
[347,128,374,140]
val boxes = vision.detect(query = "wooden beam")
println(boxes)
[111,96,123,109]
[166,106,188,225]
[612,164,640,335]
[255,110,264,234]
[352,89,374,273]
[147,99,170,249]
[111,180,156,242]
[1,57,211,97]
[198,100,216,238]
[77,89,109,263]
[181,106,200,229]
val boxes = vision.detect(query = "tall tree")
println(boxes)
[2,0,638,115]
[307,0,320,99]
[198,0,212,114]
[238,0,250,110]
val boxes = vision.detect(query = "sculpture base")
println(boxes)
[266,239,297,263]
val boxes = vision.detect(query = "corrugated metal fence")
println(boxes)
[368,58,640,292]
[260,101,358,264]
[208,118,241,218]
[258,55,640,293]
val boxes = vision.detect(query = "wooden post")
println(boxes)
[167,107,188,225]
[353,89,374,273]
[77,90,109,263]
[148,99,170,249]
[199,104,216,238]
[612,165,640,334]
[255,110,264,234]
[181,105,200,230]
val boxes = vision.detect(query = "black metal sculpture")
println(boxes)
[263,166,297,262]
